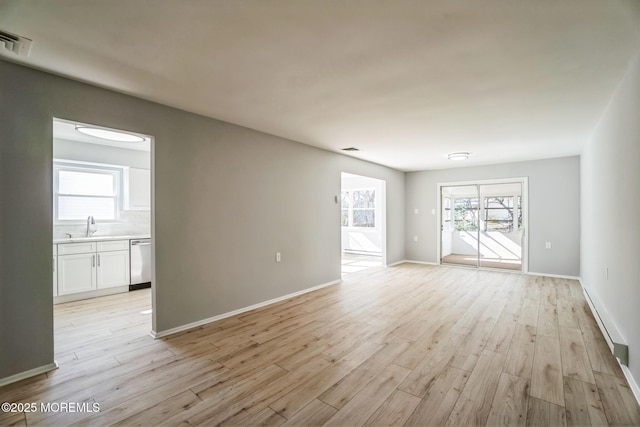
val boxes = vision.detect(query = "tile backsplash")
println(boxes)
[53,210,150,239]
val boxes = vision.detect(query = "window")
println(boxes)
[54,162,122,222]
[454,198,479,231]
[341,192,350,226]
[442,197,452,232]
[341,189,375,228]
[483,196,521,232]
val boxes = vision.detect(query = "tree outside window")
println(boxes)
[341,189,375,228]
[341,192,350,226]
[454,198,479,231]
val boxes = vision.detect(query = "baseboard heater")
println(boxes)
[582,287,629,366]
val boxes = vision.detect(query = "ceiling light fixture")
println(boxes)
[447,152,470,161]
[341,147,360,151]
[75,126,145,142]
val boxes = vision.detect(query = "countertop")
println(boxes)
[54,234,150,244]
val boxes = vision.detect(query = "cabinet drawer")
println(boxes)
[57,241,97,255]
[97,240,129,252]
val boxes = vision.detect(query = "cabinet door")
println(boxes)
[127,168,150,210]
[58,253,96,295]
[97,250,130,289]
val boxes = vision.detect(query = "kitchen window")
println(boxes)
[54,162,122,222]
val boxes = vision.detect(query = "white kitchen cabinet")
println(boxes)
[125,168,150,210]
[57,240,130,297]
[97,250,130,289]
[58,252,97,295]
[58,241,97,255]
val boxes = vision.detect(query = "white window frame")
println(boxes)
[53,160,124,224]
[483,195,521,233]
[341,187,376,229]
[436,177,529,273]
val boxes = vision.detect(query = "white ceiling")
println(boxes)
[2,1,640,171]
[53,119,151,152]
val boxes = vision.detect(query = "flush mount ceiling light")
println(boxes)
[447,152,470,161]
[75,126,145,142]
[341,147,360,151]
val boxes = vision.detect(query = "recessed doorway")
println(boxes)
[340,173,386,275]
[52,118,154,366]
[438,178,528,272]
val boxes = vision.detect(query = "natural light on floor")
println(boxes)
[341,253,382,275]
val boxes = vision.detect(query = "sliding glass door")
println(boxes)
[440,180,524,271]
[477,183,523,270]
[441,185,480,268]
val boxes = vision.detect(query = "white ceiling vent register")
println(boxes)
[0,30,32,57]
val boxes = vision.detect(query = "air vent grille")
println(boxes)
[0,30,32,57]
[341,147,359,152]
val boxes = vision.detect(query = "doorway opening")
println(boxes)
[340,172,386,275]
[52,118,154,364]
[438,178,528,272]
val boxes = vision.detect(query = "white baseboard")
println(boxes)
[579,279,640,406]
[527,271,580,280]
[622,365,640,407]
[0,362,58,387]
[394,260,439,266]
[150,279,342,339]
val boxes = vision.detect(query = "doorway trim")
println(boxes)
[436,177,529,273]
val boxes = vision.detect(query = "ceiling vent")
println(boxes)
[341,147,359,152]
[0,30,32,57]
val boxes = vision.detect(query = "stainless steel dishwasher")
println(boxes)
[130,238,151,290]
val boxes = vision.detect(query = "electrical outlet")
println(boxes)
[414,208,419,215]
[413,236,418,242]
[431,209,436,215]
[545,242,551,249]
[276,252,281,263]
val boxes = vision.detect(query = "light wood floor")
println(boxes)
[341,253,382,275]
[1,264,639,426]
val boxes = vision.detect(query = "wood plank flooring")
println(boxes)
[1,264,639,426]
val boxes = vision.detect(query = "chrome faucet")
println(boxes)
[86,215,96,237]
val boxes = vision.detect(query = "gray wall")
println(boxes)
[581,53,640,386]
[405,157,581,276]
[0,60,404,380]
